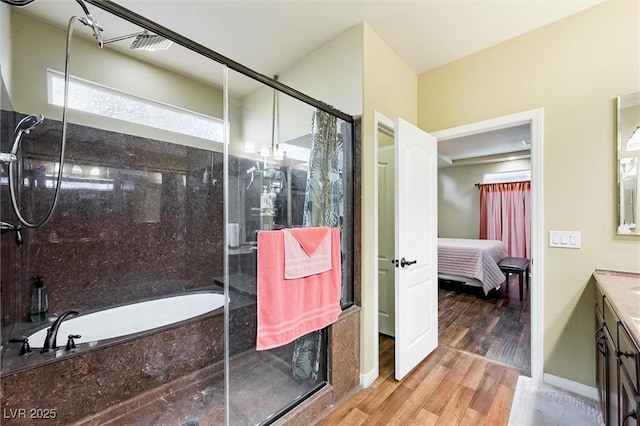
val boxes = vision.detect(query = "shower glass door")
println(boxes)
[1,3,228,424]
[224,67,353,424]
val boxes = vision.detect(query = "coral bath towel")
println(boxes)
[256,227,342,351]
[282,226,332,279]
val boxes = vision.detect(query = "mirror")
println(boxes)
[617,91,640,235]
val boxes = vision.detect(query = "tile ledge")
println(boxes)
[338,304,361,321]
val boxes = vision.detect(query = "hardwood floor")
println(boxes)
[315,276,530,425]
[317,336,520,425]
[439,276,531,374]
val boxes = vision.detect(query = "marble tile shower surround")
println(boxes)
[0,110,224,327]
[0,107,360,424]
[1,306,227,425]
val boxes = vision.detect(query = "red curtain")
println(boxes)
[479,181,531,259]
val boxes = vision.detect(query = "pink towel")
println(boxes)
[256,227,342,351]
[283,227,332,279]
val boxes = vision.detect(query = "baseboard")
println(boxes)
[360,368,377,388]
[543,373,599,401]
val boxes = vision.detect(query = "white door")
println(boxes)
[394,118,438,380]
[378,145,395,337]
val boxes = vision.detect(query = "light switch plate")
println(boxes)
[549,231,581,248]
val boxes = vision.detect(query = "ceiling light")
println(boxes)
[259,145,270,157]
[244,140,255,154]
[273,146,284,160]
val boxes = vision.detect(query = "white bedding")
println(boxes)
[438,238,509,294]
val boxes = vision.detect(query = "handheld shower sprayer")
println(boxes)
[2,112,43,160]
[4,0,90,230]
[0,114,42,245]
[1,0,103,242]
[15,114,44,133]
[0,114,43,164]
[10,114,44,153]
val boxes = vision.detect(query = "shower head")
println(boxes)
[0,0,37,6]
[10,114,44,156]
[130,31,173,51]
[15,114,44,136]
[102,30,173,51]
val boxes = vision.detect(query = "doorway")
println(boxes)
[372,109,544,383]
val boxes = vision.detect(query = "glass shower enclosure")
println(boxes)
[0,1,354,425]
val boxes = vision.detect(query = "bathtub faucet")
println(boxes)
[41,310,78,352]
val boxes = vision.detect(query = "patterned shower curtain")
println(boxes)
[292,109,343,381]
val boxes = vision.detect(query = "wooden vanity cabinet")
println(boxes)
[618,323,639,425]
[595,282,640,426]
[596,307,609,419]
[596,293,613,424]
[606,298,622,425]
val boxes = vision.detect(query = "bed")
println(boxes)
[437,238,509,294]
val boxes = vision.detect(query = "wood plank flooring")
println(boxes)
[439,276,530,374]
[316,336,520,426]
[316,276,530,425]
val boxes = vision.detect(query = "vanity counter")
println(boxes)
[594,269,640,344]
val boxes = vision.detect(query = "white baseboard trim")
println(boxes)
[360,368,377,388]
[543,373,599,401]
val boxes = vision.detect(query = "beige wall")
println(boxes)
[438,159,531,239]
[419,0,640,386]
[1,2,11,105]
[11,12,225,151]
[240,24,362,157]
[361,22,418,376]
[280,24,363,118]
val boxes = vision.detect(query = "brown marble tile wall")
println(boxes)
[0,110,224,326]
[278,305,361,426]
[0,108,360,424]
[327,305,361,403]
[0,312,225,425]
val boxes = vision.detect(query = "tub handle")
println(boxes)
[9,337,32,356]
[65,334,81,351]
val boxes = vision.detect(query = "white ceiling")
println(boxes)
[98,0,603,76]
[15,0,604,83]
[437,124,531,168]
[12,0,604,163]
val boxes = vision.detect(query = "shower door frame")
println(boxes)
[82,1,356,424]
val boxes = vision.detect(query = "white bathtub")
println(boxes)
[27,292,226,349]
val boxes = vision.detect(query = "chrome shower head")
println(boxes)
[0,0,37,6]
[130,31,173,51]
[10,114,44,156]
[15,114,44,135]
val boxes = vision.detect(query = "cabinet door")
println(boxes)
[606,328,620,426]
[596,311,609,423]
[619,362,639,426]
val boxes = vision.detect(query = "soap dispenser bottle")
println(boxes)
[260,185,268,215]
[30,276,49,323]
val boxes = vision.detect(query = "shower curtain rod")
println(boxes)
[84,0,354,124]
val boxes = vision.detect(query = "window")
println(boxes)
[483,169,531,184]
[47,69,223,142]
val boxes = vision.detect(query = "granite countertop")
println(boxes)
[594,269,640,345]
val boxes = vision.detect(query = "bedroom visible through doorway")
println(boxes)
[433,113,540,377]
[372,109,543,383]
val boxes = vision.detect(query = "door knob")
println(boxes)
[400,258,417,268]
